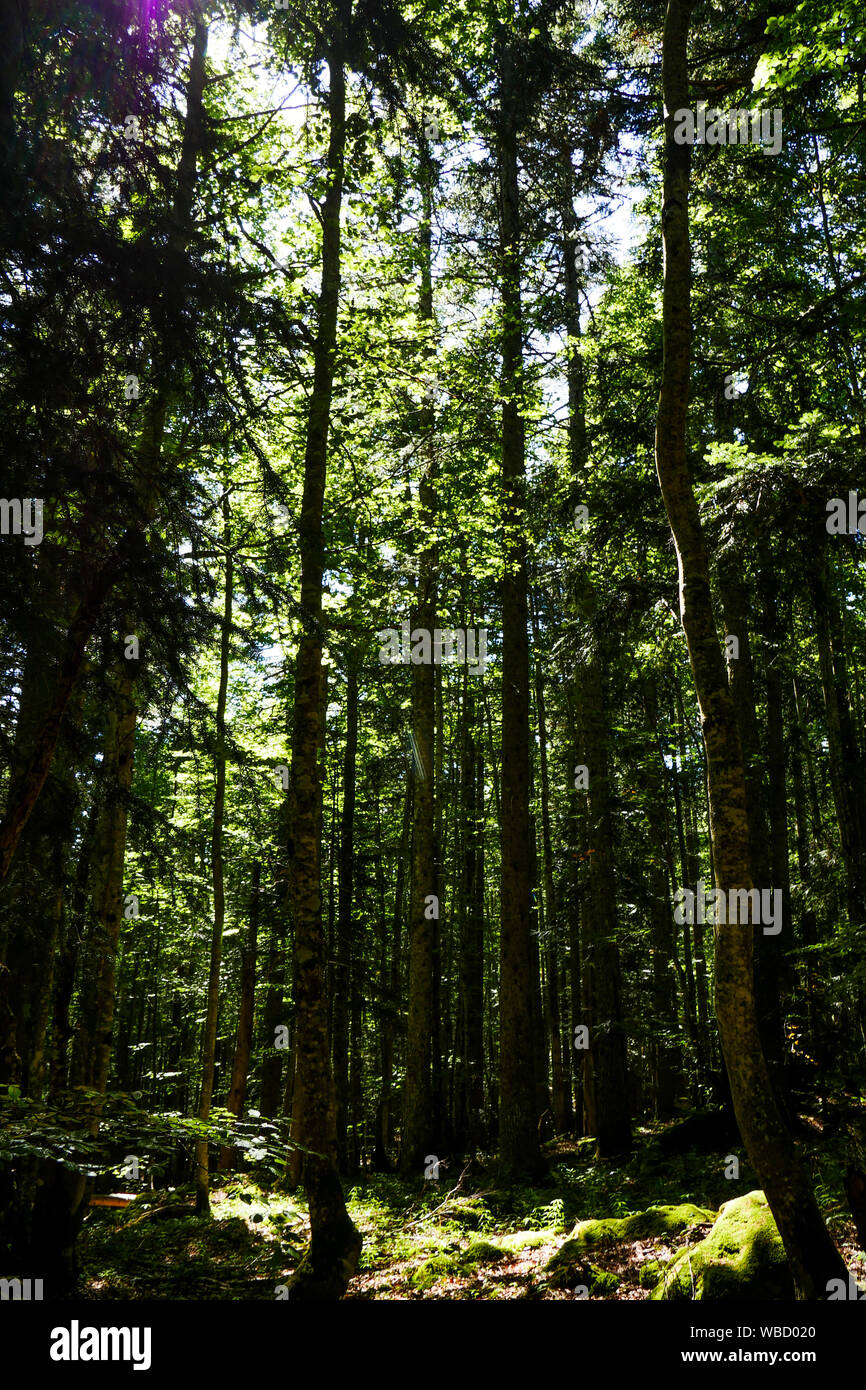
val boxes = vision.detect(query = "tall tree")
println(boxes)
[401,122,439,1175]
[496,23,540,1182]
[195,494,232,1216]
[653,0,849,1298]
[283,0,361,1298]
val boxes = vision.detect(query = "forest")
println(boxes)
[1,0,865,1326]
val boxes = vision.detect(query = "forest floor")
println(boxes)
[78,1115,866,1300]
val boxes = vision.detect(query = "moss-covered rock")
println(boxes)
[650,1191,794,1301]
[638,1258,664,1287]
[541,1241,619,1295]
[566,1202,717,1247]
[435,1196,490,1230]
[409,1239,505,1289]
[499,1229,556,1253]
[462,1239,506,1265]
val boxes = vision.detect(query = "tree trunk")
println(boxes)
[219,861,260,1170]
[374,779,410,1170]
[758,563,790,1067]
[810,554,866,927]
[531,595,568,1131]
[195,497,232,1215]
[333,665,357,1171]
[284,16,360,1298]
[642,674,682,1118]
[496,31,540,1181]
[400,126,439,1174]
[716,551,780,1062]
[654,0,848,1299]
[575,618,632,1155]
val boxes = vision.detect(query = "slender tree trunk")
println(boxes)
[654,0,848,1299]
[284,16,360,1297]
[716,551,780,1062]
[333,665,357,1171]
[810,555,866,926]
[374,779,410,1169]
[665,704,700,1081]
[642,674,682,1118]
[497,32,540,1181]
[531,598,568,1132]
[401,135,438,1172]
[575,621,632,1154]
[78,668,137,1100]
[758,566,791,1067]
[349,953,363,1171]
[195,498,232,1215]
[260,920,287,1118]
[455,673,486,1149]
[219,861,260,1170]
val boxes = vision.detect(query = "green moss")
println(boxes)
[650,1191,794,1301]
[435,1196,491,1230]
[499,1229,556,1253]
[567,1202,717,1247]
[462,1239,506,1264]
[541,1240,620,1294]
[409,1239,506,1289]
[587,1266,620,1296]
[638,1258,663,1287]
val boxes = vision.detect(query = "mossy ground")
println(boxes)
[76,1124,866,1300]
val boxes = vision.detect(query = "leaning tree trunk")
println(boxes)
[284,15,360,1299]
[654,0,848,1299]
